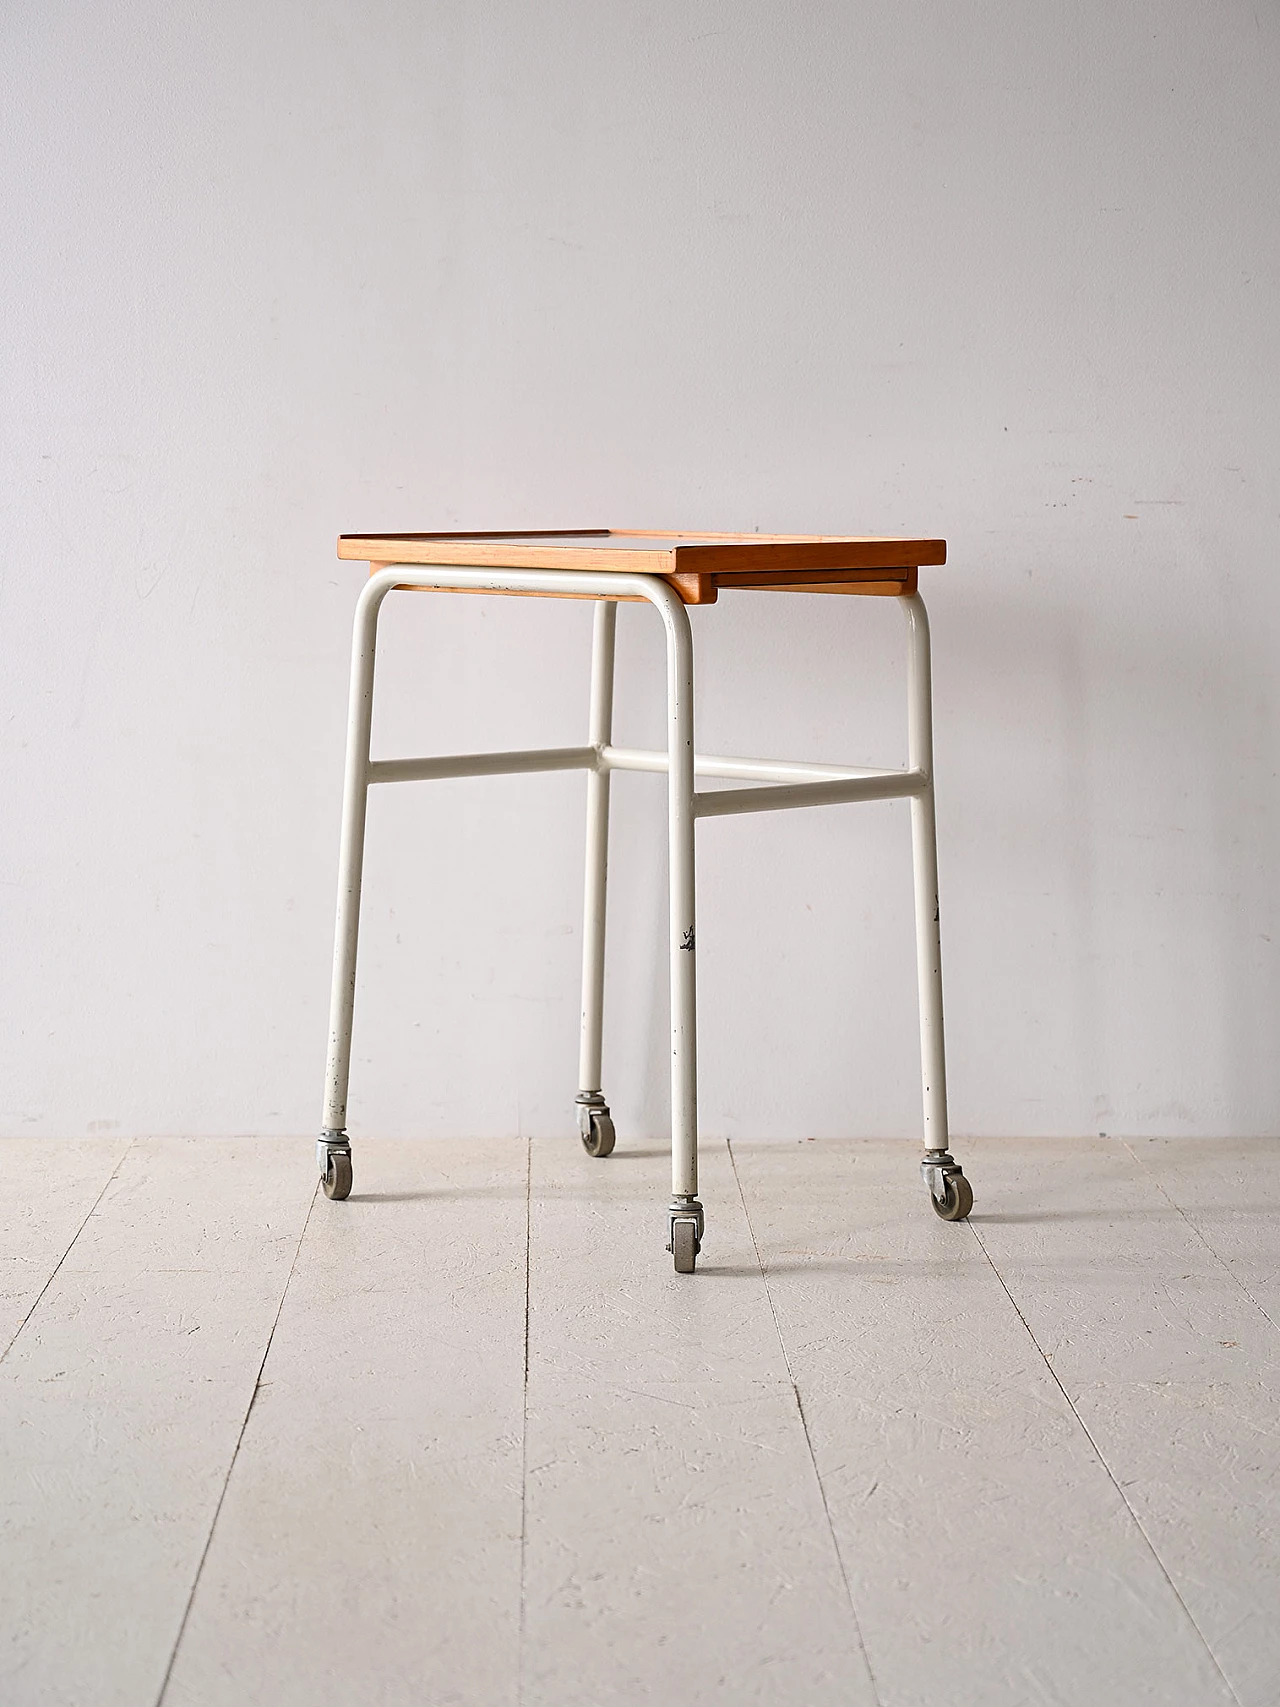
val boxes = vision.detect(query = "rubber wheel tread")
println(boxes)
[581,1112,616,1158]
[672,1220,698,1274]
[322,1152,353,1200]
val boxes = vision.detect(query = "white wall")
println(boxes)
[3,1,1278,1141]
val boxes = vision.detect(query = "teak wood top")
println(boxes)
[337,529,946,605]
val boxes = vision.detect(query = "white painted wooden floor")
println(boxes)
[2,1136,1277,1707]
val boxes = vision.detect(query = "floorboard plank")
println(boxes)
[161,1137,528,1707]
[731,1137,1234,1707]
[1127,1136,1280,1329]
[0,1136,313,1707]
[520,1137,876,1707]
[0,1137,131,1358]
[8,1135,1274,1706]
[970,1135,1279,1707]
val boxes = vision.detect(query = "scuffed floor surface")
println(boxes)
[2,1135,1277,1707]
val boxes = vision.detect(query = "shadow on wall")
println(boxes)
[612,561,1280,1142]
[937,565,1280,1139]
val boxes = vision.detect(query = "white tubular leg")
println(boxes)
[659,591,699,1208]
[321,574,394,1142]
[901,593,950,1152]
[578,600,617,1104]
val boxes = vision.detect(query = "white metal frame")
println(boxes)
[320,563,962,1265]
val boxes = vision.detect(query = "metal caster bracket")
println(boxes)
[575,1091,608,1136]
[920,1149,961,1199]
[921,1149,972,1221]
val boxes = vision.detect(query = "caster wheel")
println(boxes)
[581,1111,616,1158]
[672,1220,699,1274]
[931,1171,973,1221]
[322,1151,352,1201]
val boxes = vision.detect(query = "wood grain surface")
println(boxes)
[337,529,943,605]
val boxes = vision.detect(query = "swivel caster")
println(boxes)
[666,1198,704,1275]
[576,1095,615,1158]
[318,1136,352,1201]
[921,1150,972,1221]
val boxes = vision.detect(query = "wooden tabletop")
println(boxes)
[337,529,946,605]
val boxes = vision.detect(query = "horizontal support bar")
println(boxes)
[365,744,921,810]
[601,745,886,784]
[368,745,597,785]
[693,769,927,818]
